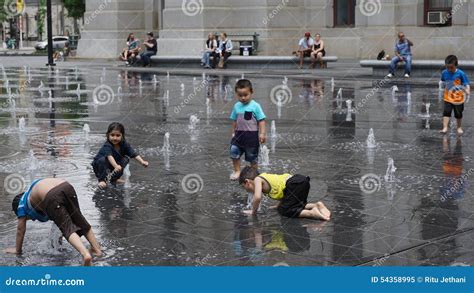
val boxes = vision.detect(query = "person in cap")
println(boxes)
[296,32,314,69]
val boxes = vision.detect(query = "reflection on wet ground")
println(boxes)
[1,65,473,266]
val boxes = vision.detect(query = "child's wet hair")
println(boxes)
[239,166,260,184]
[11,193,23,215]
[235,79,253,93]
[445,55,458,67]
[106,122,126,140]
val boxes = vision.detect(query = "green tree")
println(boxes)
[0,0,9,23]
[37,0,46,40]
[62,0,85,35]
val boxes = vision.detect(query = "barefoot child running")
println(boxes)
[229,79,266,180]
[92,122,149,188]
[239,166,331,220]
[440,55,471,135]
[5,178,102,266]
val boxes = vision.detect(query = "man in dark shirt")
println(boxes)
[137,32,157,67]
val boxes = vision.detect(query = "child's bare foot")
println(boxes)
[439,128,448,134]
[89,248,103,257]
[457,128,464,135]
[316,201,331,220]
[230,172,240,181]
[83,253,92,266]
[308,207,329,221]
[98,181,107,189]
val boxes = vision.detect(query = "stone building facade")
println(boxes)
[78,0,474,59]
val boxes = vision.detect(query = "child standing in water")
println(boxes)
[5,178,102,266]
[239,166,331,220]
[440,55,471,135]
[92,122,148,188]
[229,79,266,180]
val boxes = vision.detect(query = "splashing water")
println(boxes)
[189,115,200,130]
[83,123,90,141]
[366,128,377,149]
[206,98,211,120]
[162,132,171,153]
[259,145,270,166]
[331,77,335,92]
[28,150,39,171]
[47,224,66,252]
[337,87,343,98]
[346,100,353,122]
[123,164,131,188]
[18,117,26,132]
[271,120,277,138]
[424,103,431,118]
[384,157,397,182]
[164,90,169,106]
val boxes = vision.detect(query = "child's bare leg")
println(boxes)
[67,232,92,266]
[456,118,463,135]
[230,159,241,180]
[298,209,328,221]
[440,116,449,133]
[84,229,102,256]
[304,203,317,209]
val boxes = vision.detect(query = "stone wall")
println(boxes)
[78,0,474,60]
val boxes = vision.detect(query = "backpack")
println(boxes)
[377,50,386,60]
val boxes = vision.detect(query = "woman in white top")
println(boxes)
[201,33,218,69]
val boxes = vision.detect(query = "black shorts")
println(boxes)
[277,175,310,218]
[443,102,464,119]
[42,182,91,239]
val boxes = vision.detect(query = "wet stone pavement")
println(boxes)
[0,64,473,266]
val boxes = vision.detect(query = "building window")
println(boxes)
[334,0,356,27]
[424,0,452,26]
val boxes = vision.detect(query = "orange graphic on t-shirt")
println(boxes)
[444,79,465,104]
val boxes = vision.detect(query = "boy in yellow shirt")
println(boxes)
[239,166,331,220]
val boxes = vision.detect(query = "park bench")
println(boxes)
[360,59,474,77]
[220,32,259,56]
[150,55,338,69]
